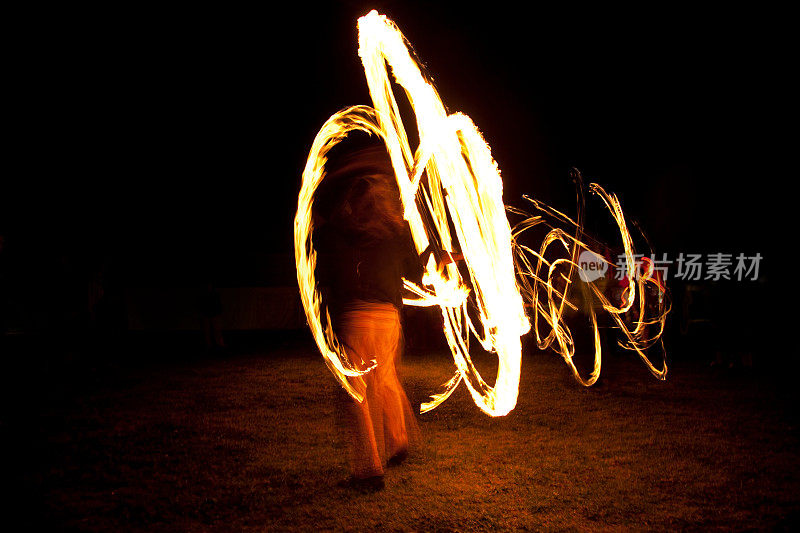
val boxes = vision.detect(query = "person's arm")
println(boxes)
[419,241,463,270]
[436,250,463,267]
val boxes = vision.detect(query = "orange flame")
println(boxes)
[295,11,668,416]
[511,176,669,386]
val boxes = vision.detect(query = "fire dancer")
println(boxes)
[315,139,421,492]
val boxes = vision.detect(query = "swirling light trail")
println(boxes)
[294,11,668,417]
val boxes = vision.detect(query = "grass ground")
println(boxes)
[3,335,799,531]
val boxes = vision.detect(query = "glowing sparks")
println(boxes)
[296,11,528,416]
[511,176,669,388]
[295,11,668,416]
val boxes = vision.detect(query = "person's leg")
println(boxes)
[343,373,383,478]
[372,309,410,461]
[379,360,410,462]
[339,311,384,479]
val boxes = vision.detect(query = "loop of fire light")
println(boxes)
[295,11,668,417]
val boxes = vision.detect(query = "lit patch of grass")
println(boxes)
[8,343,800,531]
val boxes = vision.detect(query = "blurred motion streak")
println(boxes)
[295,11,668,417]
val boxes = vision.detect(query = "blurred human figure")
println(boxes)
[315,140,421,492]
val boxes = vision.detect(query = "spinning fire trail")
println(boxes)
[295,11,668,417]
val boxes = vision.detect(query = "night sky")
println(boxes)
[6,2,788,288]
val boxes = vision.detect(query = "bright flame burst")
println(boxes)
[295,11,668,417]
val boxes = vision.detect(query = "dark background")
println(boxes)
[4,6,798,529]
[2,2,791,352]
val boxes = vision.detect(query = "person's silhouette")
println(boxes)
[315,140,421,492]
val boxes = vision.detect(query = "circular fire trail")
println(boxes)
[295,11,668,417]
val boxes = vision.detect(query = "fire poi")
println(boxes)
[294,10,669,417]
